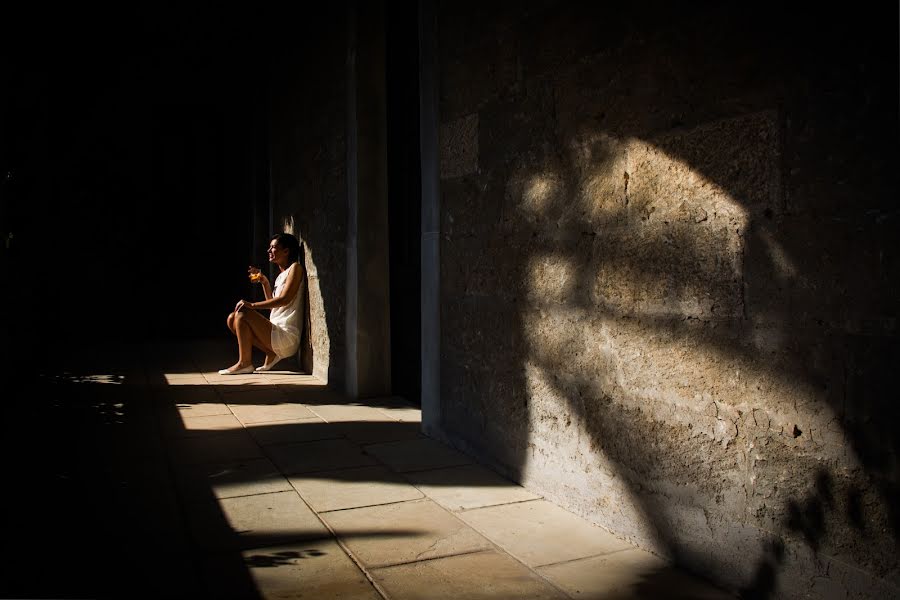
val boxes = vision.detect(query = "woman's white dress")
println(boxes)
[269,262,304,358]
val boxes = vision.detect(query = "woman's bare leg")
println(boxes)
[223,309,277,371]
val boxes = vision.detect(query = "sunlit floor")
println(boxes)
[2,340,733,599]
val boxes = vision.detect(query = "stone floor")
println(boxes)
[1,340,734,599]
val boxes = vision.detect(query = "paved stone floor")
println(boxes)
[1,340,734,599]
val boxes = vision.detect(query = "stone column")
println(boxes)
[346,1,392,399]
[418,0,440,432]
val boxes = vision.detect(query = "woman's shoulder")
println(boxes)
[280,262,302,280]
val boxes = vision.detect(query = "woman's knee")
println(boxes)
[232,310,249,327]
[226,312,236,332]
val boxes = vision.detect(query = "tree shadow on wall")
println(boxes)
[439,3,898,597]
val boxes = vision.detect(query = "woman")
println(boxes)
[219,233,304,375]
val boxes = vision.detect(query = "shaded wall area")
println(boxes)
[435,2,898,598]
[267,4,409,395]
[267,6,349,383]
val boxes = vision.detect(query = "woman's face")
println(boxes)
[267,240,287,264]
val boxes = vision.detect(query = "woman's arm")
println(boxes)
[245,263,303,311]
[260,276,273,301]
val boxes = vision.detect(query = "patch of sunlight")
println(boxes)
[84,374,123,384]
[302,237,331,383]
[520,173,564,215]
[163,373,209,385]
[621,135,750,226]
[54,373,124,384]
[526,252,577,304]
[282,215,295,235]
[576,133,758,321]
[758,228,797,279]
[567,129,752,229]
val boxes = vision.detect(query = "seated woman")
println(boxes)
[219,233,304,375]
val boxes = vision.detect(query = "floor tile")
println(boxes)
[153,386,220,407]
[405,464,541,511]
[338,420,425,445]
[229,402,317,424]
[266,438,377,474]
[217,387,287,402]
[198,550,260,599]
[290,465,423,512]
[174,402,233,418]
[375,406,421,422]
[364,438,470,473]
[150,375,216,402]
[537,549,734,600]
[188,490,329,551]
[162,374,210,386]
[307,403,397,423]
[209,380,275,391]
[162,413,244,438]
[364,397,422,420]
[458,499,632,567]
[245,417,341,446]
[169,430,264,465]
[204,540,382,600]
[177,457,293,501]
[372,550,567,600]
[323,499,492,568]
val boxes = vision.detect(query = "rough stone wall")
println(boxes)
[269,12,348,384]
[436,3,899,598]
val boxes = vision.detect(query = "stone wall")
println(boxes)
[269,10,348,383]
[436,3,899,598]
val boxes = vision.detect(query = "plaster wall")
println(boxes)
[435,3,899,598]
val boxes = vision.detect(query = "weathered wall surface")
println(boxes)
[436,3,899,598]
[269,10,348,383]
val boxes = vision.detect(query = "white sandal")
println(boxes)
[218,364,255,375]
[255,356,284,372]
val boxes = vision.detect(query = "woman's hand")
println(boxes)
[248,266,269,286]
[235,299,255,312]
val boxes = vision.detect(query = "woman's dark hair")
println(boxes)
[271,233,301,263]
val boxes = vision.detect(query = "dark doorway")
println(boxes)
[386,3,422,405]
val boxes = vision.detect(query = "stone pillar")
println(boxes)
[346,1,392,399]
[418,0,440,433]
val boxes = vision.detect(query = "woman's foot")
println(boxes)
[255,354,283,372]
[218,363,255,375]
